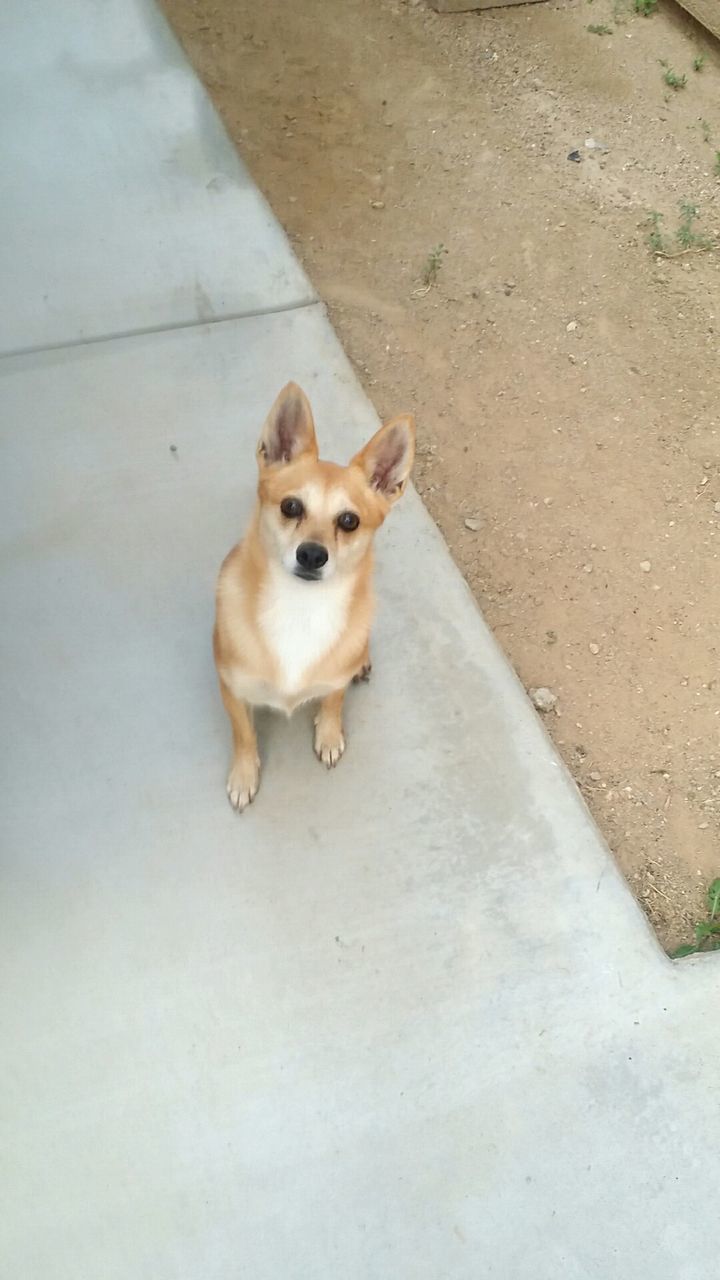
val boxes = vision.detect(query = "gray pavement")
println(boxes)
[1,2,717,1277]
[0,0,313,355]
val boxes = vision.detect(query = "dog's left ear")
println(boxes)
[257,382,319,468]
[352,414,416,504]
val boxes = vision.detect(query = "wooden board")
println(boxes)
[675,0,720,41]
[430,0,545,9]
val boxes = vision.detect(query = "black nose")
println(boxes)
[296,541,328,573]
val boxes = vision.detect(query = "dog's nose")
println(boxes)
[296,541,328,572]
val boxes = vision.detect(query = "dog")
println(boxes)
[213,381,415,811]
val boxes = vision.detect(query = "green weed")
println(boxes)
[671,878,720,958]
[662,66,687,90]
[421,244,448,287]
[412,243,449,297]
[647,202,715,257]
[588,22,612,33]
[634,0,657,12]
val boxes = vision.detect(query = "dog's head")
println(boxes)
[255,382,415,583]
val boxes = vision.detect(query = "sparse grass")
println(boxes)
[693,55,705,73]
[671,879,720,958]
[634,0,657,13]
[662,65,687,90]
[701,118,712,144]
[647,202,715,257]
[588,22,612,33]
[714,151,720,177]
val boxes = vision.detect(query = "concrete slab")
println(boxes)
[2,309,718,1279]
[0,0,314,356]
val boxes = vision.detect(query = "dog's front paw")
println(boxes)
[352,661,372,684]
[313,722,345,769]
[226,753,260,812]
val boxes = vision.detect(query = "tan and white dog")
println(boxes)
[213,382,415,811]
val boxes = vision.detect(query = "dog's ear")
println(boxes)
[352,414,415,504]
[257,383,318,468]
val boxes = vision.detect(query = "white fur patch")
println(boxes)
[259,562,351,693]
[224,670,336,715]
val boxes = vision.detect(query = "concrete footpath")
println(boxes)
[1,2,717,1276]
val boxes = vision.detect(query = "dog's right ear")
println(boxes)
[257,382,318,469]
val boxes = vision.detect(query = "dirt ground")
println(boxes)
[163,0,720,950]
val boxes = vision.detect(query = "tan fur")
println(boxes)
[214,382,415,811]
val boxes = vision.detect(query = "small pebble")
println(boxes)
[589,770,601,782]
[530,686,558,713]
[583,563,593,573]
[370,200,385,209]
[640,560,651,572]
[464,517,480,532]
[589,642,600,655]
[566,320,578,332]
[715,502,720,514]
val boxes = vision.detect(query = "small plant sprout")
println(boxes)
[671,878,720,958]
[701,119,712,144]
[676,201,708,248]
[634,0,657,12]
[662,65,687,90]
[693,54,706,72]
[588,22,612,33]
[412,243,448,297]
[714,151,720,176]
[423,243,448,285]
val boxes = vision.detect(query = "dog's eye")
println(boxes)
[337,511,360,532]
[280,496,304,520]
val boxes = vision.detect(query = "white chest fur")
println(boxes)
[259,565,351,696]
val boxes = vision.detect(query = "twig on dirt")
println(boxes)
[645,880,672,904]
[652,245,713,260]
